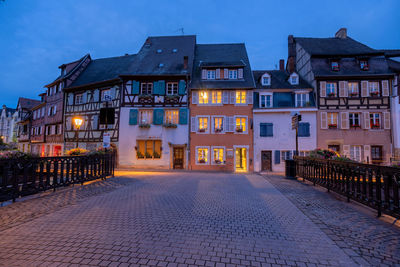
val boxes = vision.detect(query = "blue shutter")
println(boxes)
[132,81,140,94]
[153,81,159,94]
[260,123,266,137]
[253,92,259,109]
[178,80,186,95]
[153,81,165,95]
[153,108,164,125]
[274,150,280,164]
[179,108,188,125]
[298,122,310,137]
[129,109,138,125]
[267,123,273,136]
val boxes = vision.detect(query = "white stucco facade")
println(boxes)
[253,108,317,172]
[118,107,189,169]
[391,76,400,161]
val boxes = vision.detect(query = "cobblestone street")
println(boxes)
[0,171,399,266]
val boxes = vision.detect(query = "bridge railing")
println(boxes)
[0,152,116,203]
[294,156,400,218]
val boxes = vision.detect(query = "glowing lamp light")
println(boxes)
[73,117,83,130]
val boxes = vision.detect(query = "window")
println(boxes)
[371,146,382,162]
[165,110,178,125]
[207,70,215,80]
[211,91,222,104]
[213,117,224,133]
[212,147,225,164]
[331,61,340,71]
[328,145,340,153]
[167,82,178,95]
[350,146,361,162]
[281,151,293,161]
[360,60,369,71]
[101,89,112,101]
[370,113,381,129]
[198,117,208,132]
[348,82,359,97]
[260,94,272,108]
[260,123,273,137]
[298,122,310,137]
[369,82,380,96]
[197,147,208,164]
[41,107,45,117]
[228,70,237,79]
[290,74,299,85]
[326,83,336,97]
[141,83,153,95]
[349,113,360,127]
[235,117,246,133]
[139,110,153,125]
[75,94,83,104]
[261,74,270,86]
[199,91,209,104]
[137,140,161,159]
[295,93,309,107]
[327,113,338,128]
[235,90,246,104]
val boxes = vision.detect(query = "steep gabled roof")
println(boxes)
[190,43,255,89]
[17,97,41,110]
[124,35,196,75]
[253,70,312,89]
[48,54,91,86]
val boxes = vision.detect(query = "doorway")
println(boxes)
[261,151,272,171]
[235,147,248,172]
[173,147,184,169]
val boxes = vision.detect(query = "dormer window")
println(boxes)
[289,73,299,85]
[207,70,216,80]
[156,49,162,54]
[228,70,237,79]
[360,60,369,71]
[261,73,271,86]
[331,61,340,71]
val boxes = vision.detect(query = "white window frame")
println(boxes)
[233,145,249,172]
[295,93,309,107]
[350,145,362,162]
[326,82,336,97]
[211,115,225,134]
[259,93,273,108]
[369,81,380,96]
[228,69,237,79]
[164,110,179,125]
[139,110,153,125]
[370,113,381,129]
[75,94,83,105]
[234,116,248,134]
[261,73,271,86]
[166,82,178,95]
[235,90,247,105]
[197,116,210,134]
[327,112,338,128]
[349,113,360,127]
[211,90,222,105]
[101,89,112,102]
[289,73,299,85]
[207,70,216,80]
[140,83,153,95]
[211,146,226,165]
[198,90,209,105]
[281,150,293,161]
[196,146,210,165]
[348,82,359,97]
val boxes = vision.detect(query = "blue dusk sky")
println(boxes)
[0,0,399,107]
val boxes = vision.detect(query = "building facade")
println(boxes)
[289,28,398,165]
[189,43,255,172]
[118,36,195,169]
[16,97,41,153]
[0,105,17,144]
[253,64,317,172]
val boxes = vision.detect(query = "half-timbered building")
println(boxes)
[288,28,398,165]
[118,35,195,169]
[0,105,17,144]
[189,43,255,172]
[16,97,41,153]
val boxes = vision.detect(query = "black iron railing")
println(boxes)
[294,156,400,218]
[0,153,116,202]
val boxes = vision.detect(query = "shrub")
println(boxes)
[0,150,37,160]
[66,148,88,156]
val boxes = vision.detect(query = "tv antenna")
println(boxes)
[176,28,184,35]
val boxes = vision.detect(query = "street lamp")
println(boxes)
[73,117,83,148]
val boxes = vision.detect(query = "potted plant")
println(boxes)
[199,159,206,164]
[305,101,312,107]
[215,128,223,133]
[214,159,222,164]
[328,92,336,97]
[139,123,151,128]
[145,152,152,159]
[137,151,144,159]
[198,128,206,133]
[66,148,89,156]
[349,92,358,97]
[370,91,380,97]
[328,124,337,129]
[153,152,161,159]
[372,123,380,129]
[163,123,177,128]
[236,126,243,133]
[350,124,360,128]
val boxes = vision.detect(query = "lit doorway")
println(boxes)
[235,146,248,172]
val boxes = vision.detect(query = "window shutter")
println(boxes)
[48,108,51,116]
[129,109,138,125]
[178,80,186,95]
[224,68,228,79]
[93,89,100,102]
[92,115,98,130]
[253,92,259,108]
[110,87,116,100]
[267,123,273,136]
[341,112,349,129]
[339,81,346,97]
[260,123,266,137]
[247,91,253,104]
[320,112,328,129]
[343,145,350,158]
[304,122,310,137]
[54,105,57,115]
[158,80,165,95]
[363,145,371,163]
[132,81,140,94]
[384,112,390,129]
[238,68,243,79]
[222,91,230,104]
[320,81,326,97]
[191,117,197,132]
[228,116,235,132]
[230,91,236,104]
[382,80,389,96]
[298,123,304,136]
[153,108,164,125]
[344,81,349,97]
[274,150,280,164]
[179,108,188,125]
[192,91,198,104]
[361,81,369,97]
[216,69,221,79]
[363,112,370,129]
[82,92,87,103]
[202,69,207,79]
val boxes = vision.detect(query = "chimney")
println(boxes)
[183,56,188,70]
[279,59,284,71]
[145,38,151,47]
[335,28,347,39]
[288,57,295,73]
[288,35,295,57]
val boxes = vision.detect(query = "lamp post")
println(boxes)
[73,117,83,148]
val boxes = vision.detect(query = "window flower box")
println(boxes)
[198,128,206,133]
[370,91,380,97]
[139,123,151,128]
[138,95,154,104]
[145,152,153,159]
[349,92,359,97]
[214,159,222,164]
[137,151,144,159]
[236,127,243,133]
[164,95,180,104]
[350,124,360,128]
[214,128,223,133]
[327,93,336,98]
[328,124,337,129]
[163,123,177,128]
[199,159,206,164]
[153,152,161,159]
[371,124,380,129]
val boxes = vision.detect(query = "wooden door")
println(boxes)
[173,147,184,169]
[261,151,272,171]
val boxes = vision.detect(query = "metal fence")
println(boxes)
[0,153,116,202]
[294,156,400,218]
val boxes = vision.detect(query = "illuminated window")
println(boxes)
[348,82,359,97]
[165,110,179,124]
[235,90,246,104]
[235,117,246,133]
[370,113,380,129]
[197,147,208,164]
[326,83,336,97]
[167,82,178,95]
[211,91,222,104]
[198,117,208,132]
[207,70,215,79]
[213,147,224,164]
[327,113,338,128]
[139,110,153,125]
[213,117,224,133]
[369,82,380,96]
[137,140,161,159]
[228,70,237,79]
[199,91,209,104]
